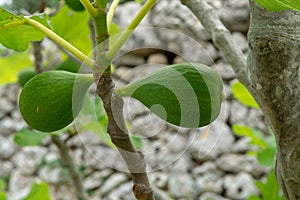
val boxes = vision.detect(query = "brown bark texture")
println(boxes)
[248,1,300,199]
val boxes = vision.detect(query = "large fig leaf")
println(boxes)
[253,0,300,12]
[115,63,223,128]
[0,8,50,51]
[19,71,94,132]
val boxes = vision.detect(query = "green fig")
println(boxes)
[19,71,94,132]
[17,68,36,87]
[65,0,85,11]
[115,63,223,128]
[55,59,81,73]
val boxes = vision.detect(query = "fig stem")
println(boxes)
[25,18,94,68]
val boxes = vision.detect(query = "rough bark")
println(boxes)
[248,1,300,199]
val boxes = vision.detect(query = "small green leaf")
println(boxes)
[0,51,32,84]
[247,195,261,200]
[115,63,223,128]
[14,129,48,147]
[232,124,267,149]
[0,8,50,51]
[17,68,36,87]
[130,135,142,148]
[65,0,85,11]
[55,59,81,73]
[50,6,92,54]
[253,0,300,12]
[257,147,276,167]
[0,179,5,192]
[22,182,50,200]
[231,81,259,109]
[19,71,94,132]
[256,170,284,200]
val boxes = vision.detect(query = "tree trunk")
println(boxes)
[248,1,300,199]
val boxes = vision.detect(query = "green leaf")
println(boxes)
[55,59,81,73]
[17,68,36,87]
[247,195,261,200]
[115,63,224,128]
[253,0,300,12]
[109,23,122,47]
[257,147,276,167]
[0,51,32,84]
[256,170,284,200]
[14,129,48,147]
[22,182,50,200]
[130,135,142,148]
[0,192,5,200]
[232,124,267,149]
[231,81,259,109]
[0,179,5,192]
[0,8,50,51]
[50,5,92,54]
[19,71,94,132]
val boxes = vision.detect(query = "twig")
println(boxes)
[96,75,155,200]
[51,135,88,200]
[180,0,249,86]
[32,41,43,74]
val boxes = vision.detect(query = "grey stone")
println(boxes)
[99,173,129,196]
[0,98,14,114]
[0,118,20,135]
[115,54,146,67]
[0,161,13,179]
[67,131,102,147]
[172,154,193,173]
[181,41,218,66]
[38,165,67,184]
[195,174,223,195]
[147,53,168,64]
[232,32,248,53]
[5,84,20,103]
[0,135,17,159]
[192,161,223,177]
[153,187,172,200]
[189,120,234,160]
[168,172,195,198]
[199,192,230,200]
[223,172,258,199]
[103,181,133,200]
[231,137,253,153]
[216,153,266,178]
[168,134,190,154]
[114,66,134,83]
[212,60,236,80]
[229,100,249,125]
[13,146,47,175]
[130,113,165,138]
[83,170,112,190]
[7,170,34,200]
[150,0,211,42]
[151,172,168,189]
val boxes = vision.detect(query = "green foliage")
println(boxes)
[116,63,223,128]
[50,5,92,54]
[0,9,50,51]
[65,0,85,11]
[232,124,276,167]
[19,71,94,132]
[231,81,259,109]
[0,179,5,200]
[17,68,36,87]
[0,51,32,84]
[22,182,50,200]
[247,170,284,200]
[55,59,81,73]
[253,0,300,12]
[14,129,48,147]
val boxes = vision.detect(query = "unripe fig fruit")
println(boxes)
[65,0,85,11]
[19,71,94,132]
[115,63,223,128]
[17,68,36,87]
